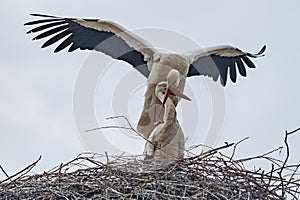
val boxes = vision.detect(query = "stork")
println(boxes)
[144,69,191,160]
[25,14,266,138]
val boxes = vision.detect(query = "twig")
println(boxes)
[235,146,283,167]
[105,151,109,163]
[268,164,275,187]
[230,137,249,160]
[278,128,300,197]
[86,126,133,132]
[0,155,41,185]
[0,165,10,179]
[85,115,156,147]
[187,142,234,161]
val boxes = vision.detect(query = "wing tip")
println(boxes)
[247,45,267,58]
[24,14,62,26]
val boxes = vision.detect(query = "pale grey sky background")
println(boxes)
[1,0,300,179]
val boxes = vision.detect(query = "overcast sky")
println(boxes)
[1,0,300,179]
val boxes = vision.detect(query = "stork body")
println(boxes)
[25,14,266,139]
[144,70,190,160]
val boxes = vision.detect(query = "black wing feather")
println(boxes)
[241,56,255,68]
[210,56,222,81]
[228,59,237,83]
[236,59,247,77]
[24,18,63,26]
[219,58,229,86]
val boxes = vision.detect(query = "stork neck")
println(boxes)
[154,92,179,147]
[162,97,177,126]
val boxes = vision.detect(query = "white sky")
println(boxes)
[1,0,300,179]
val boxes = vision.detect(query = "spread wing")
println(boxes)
[25,14,157,77]
[187,45,266,86]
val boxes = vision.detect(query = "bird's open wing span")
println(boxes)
[25,14,157,77]
[187,45,266,86]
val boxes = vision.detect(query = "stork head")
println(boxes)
[167,69,180,88]
[161,69,191,106]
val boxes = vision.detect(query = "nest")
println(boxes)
[1,129,300,200]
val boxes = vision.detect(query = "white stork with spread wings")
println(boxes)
[25,14,266,138]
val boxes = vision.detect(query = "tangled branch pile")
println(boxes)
[1,129,300,199]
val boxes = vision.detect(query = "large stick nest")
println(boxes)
[1,129,300,199]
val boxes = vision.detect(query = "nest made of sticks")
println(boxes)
[1,128,300,200]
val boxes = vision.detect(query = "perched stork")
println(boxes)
[144,70,190,160]
[25,14,266,138]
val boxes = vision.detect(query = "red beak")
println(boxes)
[162,87,191,107]
[162,87,170,106]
